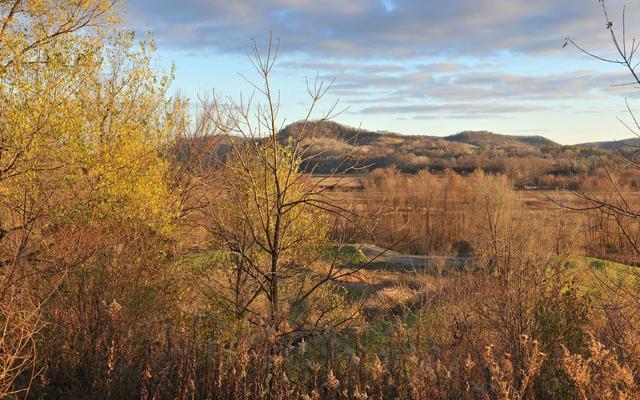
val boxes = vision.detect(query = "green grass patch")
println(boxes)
[321,245,368,265]
[562,255,640,294]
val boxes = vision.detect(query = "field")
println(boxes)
[6,0,640,397]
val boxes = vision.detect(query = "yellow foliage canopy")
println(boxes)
[220,142,329,265]
[0,0,185,233]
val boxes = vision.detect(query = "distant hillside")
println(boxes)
[176,120,628,187]
[446,131,558,149]
[273,121,632,189]
[576,137,640,150]
[280,120,479,173]
[282,122,560,152]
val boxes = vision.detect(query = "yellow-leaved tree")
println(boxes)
[208,142,334,329]
[0,0,184,395]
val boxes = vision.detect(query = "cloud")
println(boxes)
[297,63,632,116]
[126,0,640,130]
[127,0,634,58]
[387,70,633,101]
[358,102,551,119]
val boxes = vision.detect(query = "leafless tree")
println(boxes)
[566,0,640,344]
[180,36,391,357]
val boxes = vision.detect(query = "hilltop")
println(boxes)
[281,121,567,155]
[576,137,640,149]
[178,120,629,186]
[278,121,616,179]
[446,130,558,149]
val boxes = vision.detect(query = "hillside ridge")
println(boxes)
[280,120,637,150]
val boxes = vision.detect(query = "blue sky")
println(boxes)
[127,0,640,144]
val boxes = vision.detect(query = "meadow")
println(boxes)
[3,0,640,399]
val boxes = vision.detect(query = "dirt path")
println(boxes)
[356,244,469,269]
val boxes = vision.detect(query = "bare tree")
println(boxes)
[566,0,640,347]
[181,36,388,358]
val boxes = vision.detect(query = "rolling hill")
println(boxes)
[576,137,640,149]
[178,120,627,186]
[446,131,558,149]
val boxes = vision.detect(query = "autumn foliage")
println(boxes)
[1,1,640,399]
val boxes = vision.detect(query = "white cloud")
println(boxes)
[128,0,635,57]
[125,0,640,129]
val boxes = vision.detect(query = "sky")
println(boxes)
[126,0,640,144]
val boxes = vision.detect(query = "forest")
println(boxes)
[2,0,640,399]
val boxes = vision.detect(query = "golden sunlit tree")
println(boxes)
[0,0,184,395]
